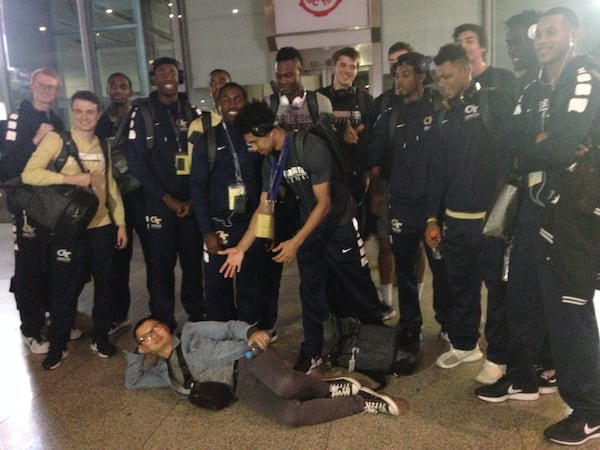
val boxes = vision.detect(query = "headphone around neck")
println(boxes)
[279,91,306,109]
[332,86,357,101]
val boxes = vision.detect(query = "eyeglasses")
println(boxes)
[33,82,59,92]
[137,323,162,345]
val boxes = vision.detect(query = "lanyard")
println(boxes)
[166,102,184,153]
[267,134,290,202]
[221,120,243,184]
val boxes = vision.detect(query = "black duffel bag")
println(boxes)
[328,316,418,383]
[5,131,100,237]
[12,182,98,237]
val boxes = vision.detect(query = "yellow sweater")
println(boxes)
[21,129,125,229]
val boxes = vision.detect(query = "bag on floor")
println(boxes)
[328,316,418,380]
[188,381,236,410]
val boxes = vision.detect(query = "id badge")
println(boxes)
[528,171,542,187]
[228,183,246,210]
[176,153,190,175]
[256,213,274,239]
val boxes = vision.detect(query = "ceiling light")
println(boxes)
[178,14,182,18]
[106,8,113,14]
[39,26,47,32]
[232,8,239,14]
[169,13,174,18]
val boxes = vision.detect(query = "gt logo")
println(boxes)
[147,215,163,229]
[56,249,72,262]
[464,104,479,115]
[57,249,72,258]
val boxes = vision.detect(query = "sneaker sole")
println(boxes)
[436,350,483,369]
[22,335,50,355]
[108,322,131,336]
[548,434,600,446]
[539,386,558,395]
[42,352,68,370]
[90,344,114,358]
[477,392,540,403]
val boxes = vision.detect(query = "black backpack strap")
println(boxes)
[202,113,217,172]
[269,94,279,114]
[388,105,400,146]
[306,90,319,125]
[57,131,88,174]
[132,98,155,150]
[174,344,196,389]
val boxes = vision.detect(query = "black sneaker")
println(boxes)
[544,414,600,446]
[42,348,68,370]
[536,366,558,394]
[359,387,400,416]
[475,375,539,403]
[293,351,323,374]
[325,377,361,398]
[90,340,117,358]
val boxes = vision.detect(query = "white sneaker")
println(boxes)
[70,328,83,340]
[436,344,483,369]
[475,359,506,384]
[382,306,397,321]
[22,334,49,354]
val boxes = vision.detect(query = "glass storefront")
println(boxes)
[0,0,186,123]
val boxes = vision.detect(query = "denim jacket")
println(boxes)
[124,320,254,392]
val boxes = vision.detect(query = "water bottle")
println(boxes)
[245,345,263,359]
[428,230,443,260]
[502,243,512,282]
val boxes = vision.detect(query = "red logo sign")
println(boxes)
[299,0,343,17]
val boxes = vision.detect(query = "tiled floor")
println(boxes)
[0,222,578,449]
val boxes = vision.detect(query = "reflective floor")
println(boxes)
[0,222,575,449]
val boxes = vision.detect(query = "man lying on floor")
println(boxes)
[124,318,404,426]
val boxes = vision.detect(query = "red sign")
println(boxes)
[299,0,343,17]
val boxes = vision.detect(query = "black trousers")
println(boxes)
[390,232,421,331]
[296,219,384,357]
[442,217,508,362]
[539,256,600,420]
[145,200,204,331]
[112,190,151,323]
[48,225,116,350]
[203,219,265,325]
[11,211,51,337]
[505,199,548,381]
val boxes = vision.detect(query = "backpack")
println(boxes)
[187,112,217,171]
[327,316,418,387]
[110,104,144,195]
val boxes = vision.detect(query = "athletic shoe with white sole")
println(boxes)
[475,375,539,403]
[475,359,506,385]
[359,387,400,416]
[436,344,483,369]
